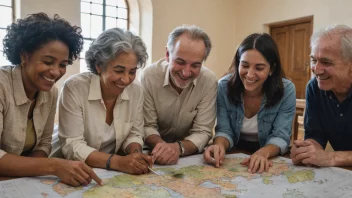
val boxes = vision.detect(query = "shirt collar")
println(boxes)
[88,74,129,101]
[324,89,352,101]
[12,65,48,106]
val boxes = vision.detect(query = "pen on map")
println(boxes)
[148,167,161,176]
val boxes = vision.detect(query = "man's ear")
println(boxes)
[166,46,170,62]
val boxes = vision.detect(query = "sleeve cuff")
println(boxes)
[185,133,211,152]
[266,137,289,155]
[63,145,97,162]
[305,136,326,148]
[122,137,144,152]
[214,132,234,150]
[145,127,160,138]
[33,146,51,156]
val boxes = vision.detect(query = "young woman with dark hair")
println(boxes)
[204,33,296,173]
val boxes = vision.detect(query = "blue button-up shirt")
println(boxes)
[304,78,352,150]
[214,75,296,154]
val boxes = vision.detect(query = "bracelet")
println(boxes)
[177,141,185,156]
[106,154,115,170]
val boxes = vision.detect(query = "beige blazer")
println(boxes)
[0,65,56,159]
[59,73,144,162]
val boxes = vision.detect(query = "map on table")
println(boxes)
[1,153,352,198]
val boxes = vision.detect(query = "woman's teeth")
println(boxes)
[43,76,55,82]
[115,83,125,88]
[246,78,256,83]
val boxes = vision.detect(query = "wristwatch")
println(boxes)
[177,141,185,156]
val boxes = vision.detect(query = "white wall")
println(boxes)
[20,0,81,89]
[151,0,237,78]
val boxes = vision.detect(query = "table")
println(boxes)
[1,149,352,181]
[0,176,15,181]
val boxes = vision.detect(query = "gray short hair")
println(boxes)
[167,25,212,61]
[311,24,352,62]
[85,28,148,74]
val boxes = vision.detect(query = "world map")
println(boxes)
[1,153,352,198]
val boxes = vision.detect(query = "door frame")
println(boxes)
[269,16,314,29]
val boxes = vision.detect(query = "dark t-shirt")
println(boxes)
[304,78,352,150]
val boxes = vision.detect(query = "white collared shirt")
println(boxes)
[58,72,144,161]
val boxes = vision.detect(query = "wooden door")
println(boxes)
[271,21,312,99]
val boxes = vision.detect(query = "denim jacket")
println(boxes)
[214,75,296,154]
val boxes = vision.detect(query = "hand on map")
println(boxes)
[116,153,153,174]
[240,152,273,173]
[53,159,103,187]
[151,142,180,165]
[204,144,226,168]
[291,140,335,167]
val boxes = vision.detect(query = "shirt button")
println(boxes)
[337,104,339,107]
[340,113,343,116]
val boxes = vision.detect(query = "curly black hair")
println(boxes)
[3,12,83,65]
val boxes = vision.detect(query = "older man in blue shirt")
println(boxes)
[291,25,352,167]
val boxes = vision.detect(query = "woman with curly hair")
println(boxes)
[58,28,153,175]
[0,13,102,186]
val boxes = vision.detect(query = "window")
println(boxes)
[0,0,14,66]
[80,0,129,72]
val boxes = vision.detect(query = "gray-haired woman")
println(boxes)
[58,28,152,174]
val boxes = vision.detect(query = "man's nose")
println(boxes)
[182,66,192,78]
[312,62,324,75]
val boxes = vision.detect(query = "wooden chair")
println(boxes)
[291,99,306,142]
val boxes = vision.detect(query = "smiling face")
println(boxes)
[21,40,69,99]
[166,34,205,92]
[239,49,271,96]
[310,35,352,93]
[96,52,138,99]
